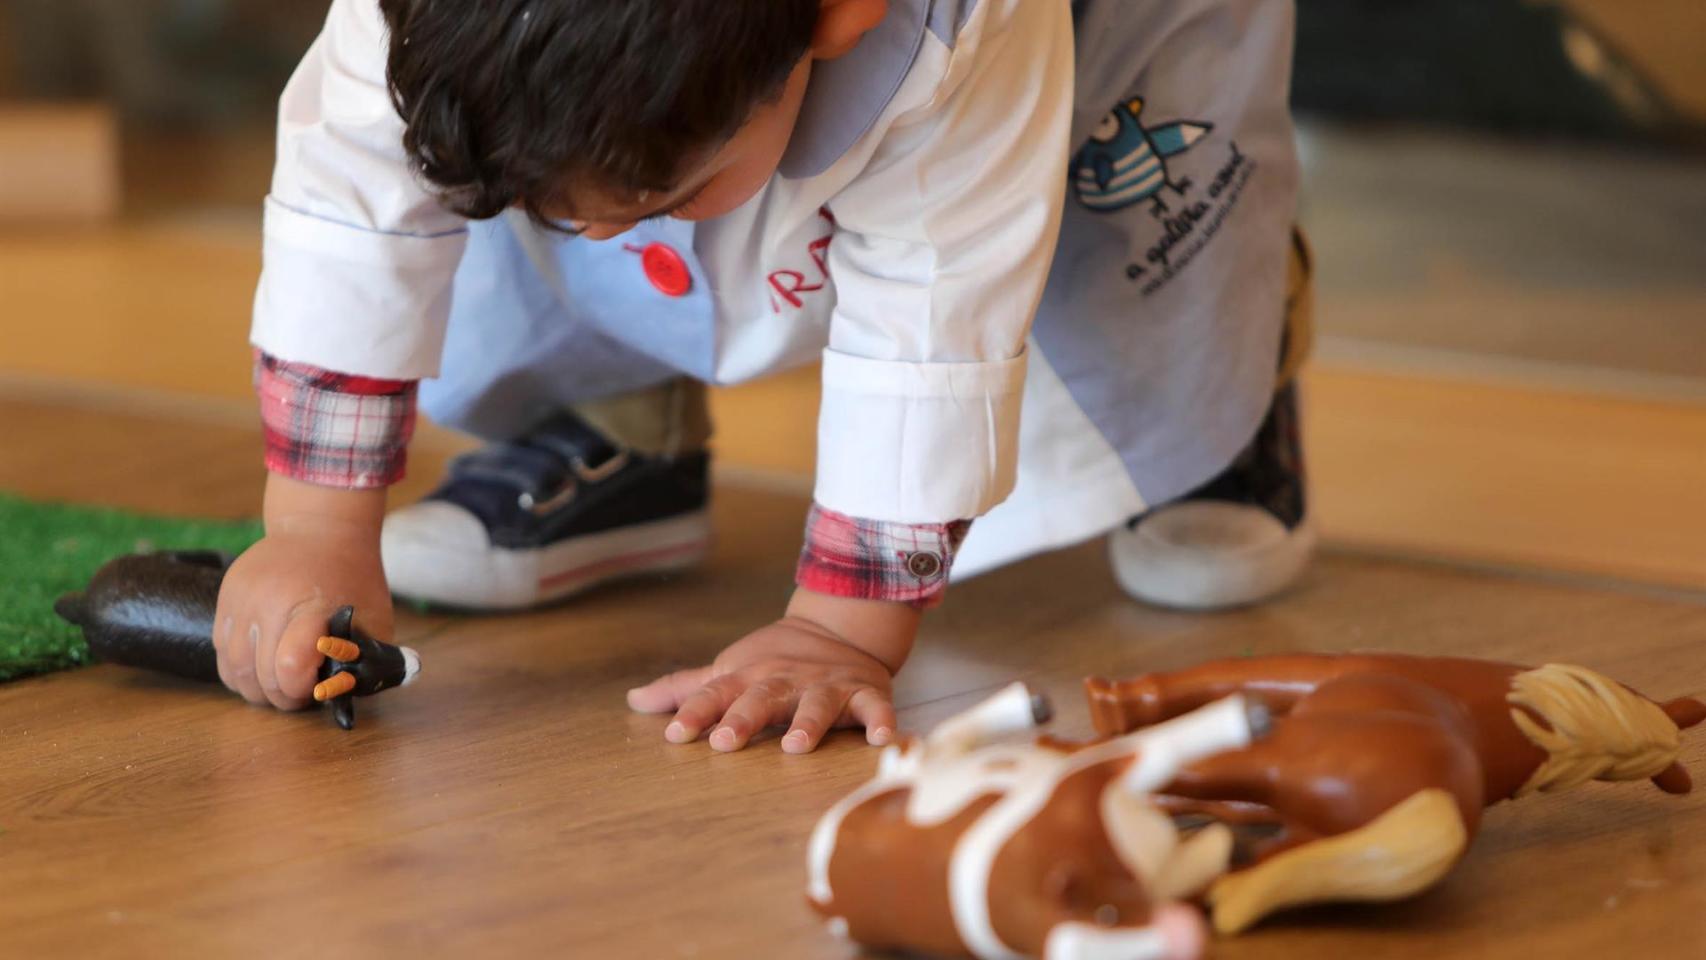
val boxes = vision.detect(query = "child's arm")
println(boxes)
[226,0,463,706]
[632,0,1075,752]
[212,355,418,708]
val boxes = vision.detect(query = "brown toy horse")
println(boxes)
[1086,654,1706,933]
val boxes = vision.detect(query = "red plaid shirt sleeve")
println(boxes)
[254,351,418,489]
[796,504,973,609]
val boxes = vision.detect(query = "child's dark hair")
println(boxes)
[377,0,820,224]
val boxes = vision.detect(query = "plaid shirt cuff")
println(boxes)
[796,504,973,610]
[255,351,418,489]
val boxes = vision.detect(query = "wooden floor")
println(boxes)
[4,398,1706,959]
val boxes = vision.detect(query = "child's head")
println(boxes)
[378,0,886,239]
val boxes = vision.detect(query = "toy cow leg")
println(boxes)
[1164,676,1488,835]
[1206,787,1467,935]
[1086,654,1397,736]
[1163,675,1488,933]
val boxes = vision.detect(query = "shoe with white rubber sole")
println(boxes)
[1111,383,1313,611]
[383,412,711,611]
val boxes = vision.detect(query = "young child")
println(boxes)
[219,0,1313,753]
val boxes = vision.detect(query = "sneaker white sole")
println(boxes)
[1109,501,1316,612]
[383,503,711,611]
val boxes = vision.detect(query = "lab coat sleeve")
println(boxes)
[813,0,1075,524]
[250,0,469,380]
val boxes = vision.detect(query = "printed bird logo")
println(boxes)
[1072,97,1214,216]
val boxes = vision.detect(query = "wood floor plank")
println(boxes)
[3,401,1705,960]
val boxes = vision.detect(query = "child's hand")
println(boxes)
[212,476,392,711]
[628,590,921,754]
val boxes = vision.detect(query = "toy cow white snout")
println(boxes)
[806,683,1268,960]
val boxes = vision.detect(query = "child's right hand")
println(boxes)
[212,476,392,711]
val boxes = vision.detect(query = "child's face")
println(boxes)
[548,57,815,241]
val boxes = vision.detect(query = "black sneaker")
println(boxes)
[382,412,711,610]
[1109,383,1315,610]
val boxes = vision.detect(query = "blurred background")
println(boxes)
[0,0,1702,590]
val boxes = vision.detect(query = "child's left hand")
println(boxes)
[627,590,920,753]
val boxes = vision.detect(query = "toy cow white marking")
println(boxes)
[807,684,1268,960]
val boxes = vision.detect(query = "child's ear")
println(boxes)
[812,0,888,61]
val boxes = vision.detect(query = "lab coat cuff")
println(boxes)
[813,348,1027,523]
[251,196,467,380]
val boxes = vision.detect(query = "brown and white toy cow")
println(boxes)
[807,683,1269,960]
[1086,653,1706,934]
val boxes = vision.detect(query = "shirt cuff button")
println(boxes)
[906,551,943,580]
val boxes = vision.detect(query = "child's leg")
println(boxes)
[1110,231,1316,611]
[962,1,1307,596]
[572,378,712,461]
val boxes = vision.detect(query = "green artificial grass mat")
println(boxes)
[0,493,262,683]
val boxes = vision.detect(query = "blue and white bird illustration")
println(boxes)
[1072,98,1214,216]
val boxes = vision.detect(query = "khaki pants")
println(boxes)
[1278,228,1316,389]
[572,376,713,458]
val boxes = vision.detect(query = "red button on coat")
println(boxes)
[641,243,693,297]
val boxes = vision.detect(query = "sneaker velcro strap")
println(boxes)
[525,413,623,471]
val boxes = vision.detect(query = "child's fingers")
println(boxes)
[269,609,326,707]
[211,587,244,698]
[665,675,746,744]
[626,666,715,715]
[223,618,269,706]
[710,681,796,752]
[254,609,316,711]
[251,617,284,706]
[211,613,239,695]
[782,686,855,754]
[847,686,897,746]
